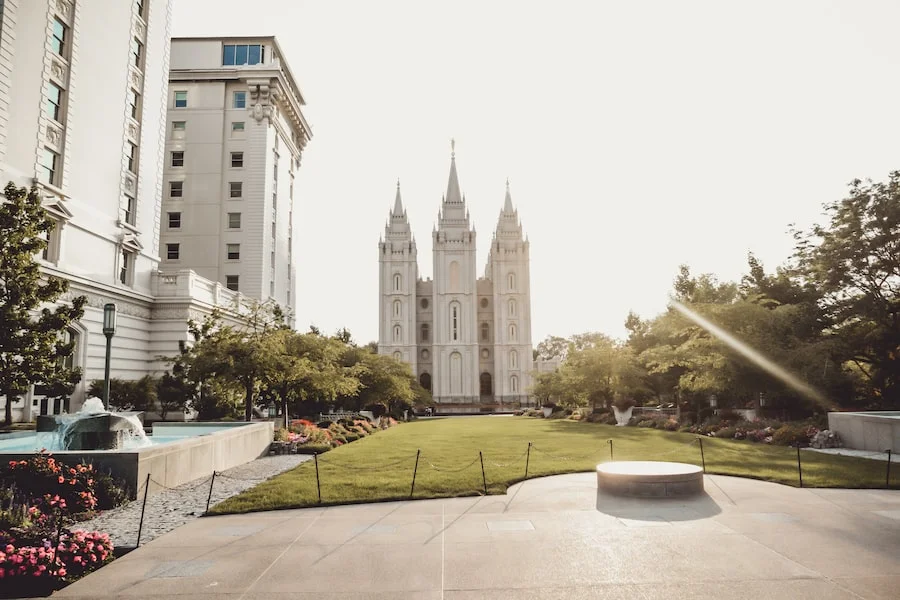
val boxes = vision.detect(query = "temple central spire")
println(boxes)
[445,139,462,204]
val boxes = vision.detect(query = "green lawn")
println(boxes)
[210,417,897,515]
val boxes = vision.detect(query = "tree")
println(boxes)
[535,335,570,360]
[156,372,194,421]
[88,376,157,412]
[793,173,900,406]
[0,183,86,424]
[263,329,360,421]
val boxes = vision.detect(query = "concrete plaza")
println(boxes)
[57,472,900,599]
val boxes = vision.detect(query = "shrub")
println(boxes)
[663,418,680,432]
[772,424,812,446]
[714,426,737,439]
[344,433,360,443]
[637,419,656,428]
[295,444,331,454]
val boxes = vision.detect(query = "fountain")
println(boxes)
[597,461,705,498]
[34,397,150,451]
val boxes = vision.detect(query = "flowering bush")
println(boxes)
[0,453,124,594]
[0,530,112,588]
[2,454,127,516]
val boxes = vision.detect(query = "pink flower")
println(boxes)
[57,568,66,577]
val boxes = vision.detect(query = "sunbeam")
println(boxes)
[667,297,834,409]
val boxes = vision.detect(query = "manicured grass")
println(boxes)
[210,417,897,515]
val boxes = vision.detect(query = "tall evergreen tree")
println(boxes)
[0,183,86,424]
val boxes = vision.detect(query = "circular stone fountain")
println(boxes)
[596,461,704,498]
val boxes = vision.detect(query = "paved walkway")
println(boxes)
[56,473,900,599]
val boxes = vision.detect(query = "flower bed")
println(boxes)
[0,453,126,597]
[270,416,398,455]
[517,407,834,448]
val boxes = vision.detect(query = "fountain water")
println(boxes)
[35,397,151,451]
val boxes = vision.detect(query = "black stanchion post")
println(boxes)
[410,449,421,499]
[136,473,151,547]
[479,451,487,495]
[608,439,613,461]
[697,437,706,473]
[524,442,532,479]
[205,471,217,513]
[796,446,803,488]
[314,453,322,504]
[886,449,892,489]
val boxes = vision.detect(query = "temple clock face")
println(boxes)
[480,298,489,308]
[421,298,429,309]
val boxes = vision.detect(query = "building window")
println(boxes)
[166,243,180,260]
[481,322,490,342]
[393,324,401,342]
[420,372,431,392]
[40,219,60,263]
[120,250,133,285]
[393,273,401,291]
[270,251,275,267]
[421,323,429,342]
[510,350,518,369]
[127,143,137,173]
[510,375,519,393]
[229,182,242,198]
[228,212,241,228]
[172,120,186,132]
[38,148,58,185]
[131,38,142,67]
[270,280,275,297]
[231,152,243,167]
[231,121,245,132]
[170,151,184,168]
[222,44,264,66]
[509,323,517,341]
[480,372,493,396]
[226,243,240,260]
[226,275,239,291]
[127,88,140,120]
[174,91,187,108]
[509,298,517,317]
[46,83,63,122]
[393,299,401,317]
[170,181,183,197]
[168,212,181,228]
[124,195,137,225]
[451,303,459,341]
[393,351,402,361]
[233,91,246,109]
[51,18,66,56]
[508,272,516,290]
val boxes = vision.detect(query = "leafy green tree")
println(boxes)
[793,172,900,406]
[88,376,157,412]
[156,372,194,421]
[0,183,86,424]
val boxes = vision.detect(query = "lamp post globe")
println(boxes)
[102,303,117,411]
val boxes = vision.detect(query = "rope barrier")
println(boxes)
[489,450,529,468]
[320,455,415,472]
[424,455,480,473]
[148,474,214,492]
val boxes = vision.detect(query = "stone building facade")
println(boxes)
[378,147,534,413]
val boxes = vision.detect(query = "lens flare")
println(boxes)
[667,297,833,409]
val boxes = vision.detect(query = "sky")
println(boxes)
[172,0,900,346]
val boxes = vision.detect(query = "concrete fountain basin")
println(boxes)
[596,461,704,498]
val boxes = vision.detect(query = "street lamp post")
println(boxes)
[102,303,117,412]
